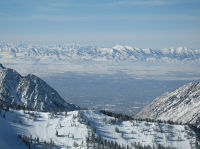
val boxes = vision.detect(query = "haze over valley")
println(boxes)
[1,43,199,114]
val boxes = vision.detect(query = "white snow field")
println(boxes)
[0,115,27,149]
[0,109,197,149]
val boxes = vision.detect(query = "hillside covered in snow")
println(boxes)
[136,82,200,126]
[0,64,79,112]
[0,108,198,149]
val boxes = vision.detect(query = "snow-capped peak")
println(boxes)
[112,45,126,51]
[0,64,79,112]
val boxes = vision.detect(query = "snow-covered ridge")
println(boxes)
[0,43,200,63]
[0,64,79,111]
[136,82,200,126]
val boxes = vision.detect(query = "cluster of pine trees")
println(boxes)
[100,110,134,122]
[100,110,185,125]
[187,124,200,148]
[85,130,176,149]
[18,134,56,149]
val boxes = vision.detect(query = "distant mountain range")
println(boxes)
[0,43,200,63]
[136,82,200,126]
[0,64,79,111]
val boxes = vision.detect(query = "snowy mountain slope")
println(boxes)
[0,64,79,111]
[0,116,27,149]
[82,110,196,149]
[0,43,200,63]
[136,82,200,126]
[0,108,197,149]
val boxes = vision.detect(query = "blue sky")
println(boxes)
[0,0,200,48]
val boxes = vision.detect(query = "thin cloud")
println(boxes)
[30,14,200,22]
[107,0,199,6]
[33,0,168,12]
[0,13,199,22]
[35,1,70,12]
[111,0,168,6]
[31,15,88,22]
